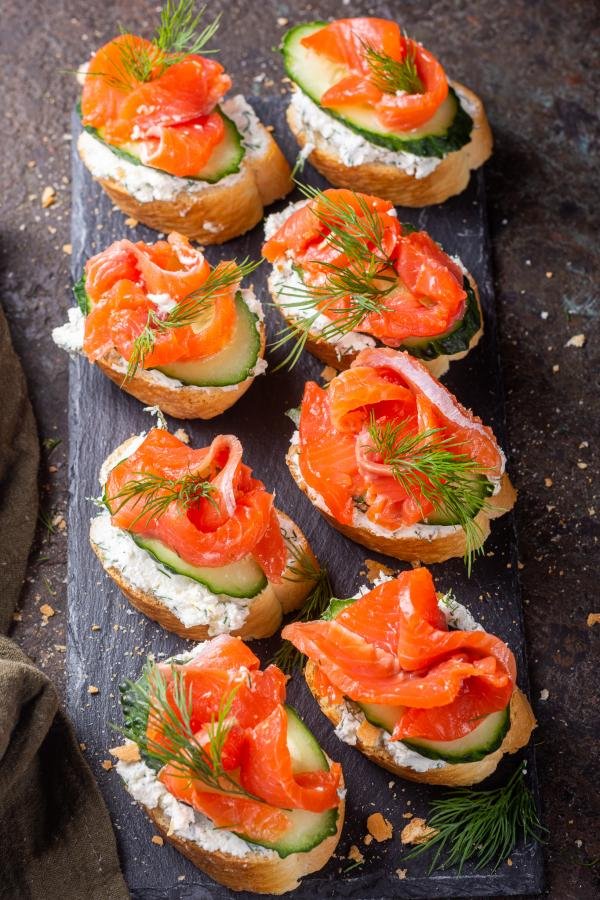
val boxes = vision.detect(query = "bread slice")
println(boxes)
[306,660,535,787]
[94,320,265,420]
[287,441,516,564]
[117,748,344,895]
[287,82,492,208]
[267,268,483,379]
[92,437,318,641]
[78,113,292,244]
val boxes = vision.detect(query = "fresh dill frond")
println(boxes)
[118,661,259,800]
[106,470,216,527]
[364,41,424,95]
[366,413,491,573]
[271,184,398,368]
[404,762,546,872]
[271,536,332,674]
[125,257,260,380]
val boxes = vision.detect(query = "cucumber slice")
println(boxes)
[399,277,482,361]
[402,707,510,762]
[282,23,473,158]
[425,475,494,526]
[321,596,355,620]
[234,706,339,857]
[156,292,261,387]
[83,106,246,184]
[358,701,403,733]
[131,535,267,599]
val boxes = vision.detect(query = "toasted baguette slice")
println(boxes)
[287,82,492,207]
[117,747,344,895]
[306,660,535,787]
[267,269,483,379]
[94,319,265,420]
[92,437,318,641]
[287,441,516,564]
[78,110,292,244]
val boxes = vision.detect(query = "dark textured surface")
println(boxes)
[67,97,541,898]
[1,2,598,898]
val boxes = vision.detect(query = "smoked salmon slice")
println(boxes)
[301,18,448,131]
[143,636,341,845]
[283,568,515,742]
[105,429,287,581]
[81,36,232,177]
[82,233,239,369]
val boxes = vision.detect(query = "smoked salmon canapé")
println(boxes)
[282,567,536,787]
[111,635,344,894]
[52,232,266,419]
[263,187,482,375]
[76,3,292,242]
[282,18,492,206]
[90,428,321,641]
[286,348,516,568]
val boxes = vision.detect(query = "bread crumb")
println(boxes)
[348,845,364,864]
[565,333,586,348]
[41,186,57,208]
[277,16,288,25]
[62,243,72,255]
[364,558,394,583]
[363,833,373,845]
[366,812,393,842]
[539,688,549,701]
[396,868,407,879]
[124,217,138,227]
[151,835,164,846]
[101,760,113,771]
[400,817,438,846]
[587,613,600,627]
[12,611,22,622]
[40,603,55,617]
[110,742,141,762]
[507,857,513,866]
[544,477,553,488]
[79,742,86,751]
[552,364,560,373]
[320,365,337,383]
[91,624,101,631]
[356,719,381,747]
[174,428,190,444]
[402,812,414,819]
[87,685,99,695]
[577,461,588,470]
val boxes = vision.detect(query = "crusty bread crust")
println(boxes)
[268,271,483,378]
[305,661,535,787]
[92,435,318,640]
[286,442,516,564]
[93,323,266,420]
[287,81,493,207]
[133,765,344,894]
[78,124,292,244]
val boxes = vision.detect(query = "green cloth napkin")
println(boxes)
[0,306,129,900]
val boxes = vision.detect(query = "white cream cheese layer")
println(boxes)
[117,754,275,859]
[290,90,443,178]
[333,588,482,773]
[52,288,266,391]
[78,94,267,202]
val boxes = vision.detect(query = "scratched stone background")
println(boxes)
[1,2,598,899]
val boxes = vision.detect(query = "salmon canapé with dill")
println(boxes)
[90,428,320,640]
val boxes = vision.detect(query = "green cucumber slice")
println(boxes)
[358,701,403,733]
[398,277,482,361]
[425,474,494,526]
[82,105,245,184]
[321,596,355,620]
[282,22,473,158]
[402,707,510,762]
[156,292,261,387]
[234,705,339,857]
[131,534,267,598]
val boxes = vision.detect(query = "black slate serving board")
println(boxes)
[67,97,544,898]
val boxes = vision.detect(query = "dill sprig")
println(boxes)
[271,184,398,368]
[366,413,491,573]
[405,762,546,872]
[118,660,259,800]
[126,257,260,380]
[363,41,424,95]
[271,537,332,674]
[106,470,216,528]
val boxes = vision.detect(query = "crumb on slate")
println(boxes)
[366,812,393,842]
[400,817,437,846]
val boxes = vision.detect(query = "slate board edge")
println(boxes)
[66,101,544,899]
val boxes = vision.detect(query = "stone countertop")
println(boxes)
[1,2,598,898]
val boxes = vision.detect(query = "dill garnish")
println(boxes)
[364,41,424,95]
[106,470,216,528]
